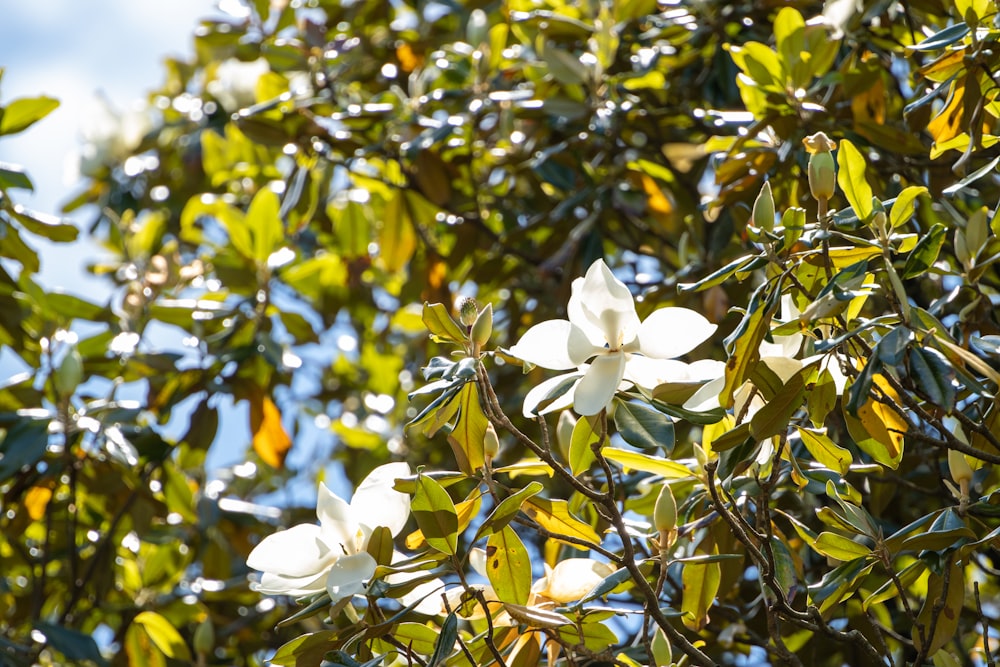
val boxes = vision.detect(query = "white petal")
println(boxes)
[508,320,600,370]
[636,308,717,359]
[624,357,694,389]
[247,523,337,578]
[682,376,725,412]
[522,372,582,418]
[317,483,362,553]
[541,559,616,603]
[687,359,726,381]
[255,569,329,596]
[400,578,447,615]
[469,547,489,578]
[572,260,640,347]
[573,353,626,416]
[761,356,803,383]
[326,552,377,603]
[352,462,412,538]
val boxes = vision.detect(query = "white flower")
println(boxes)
[509,259,716,416]
[73,95,152,178]
[532,558,616,603]
[207,58,269,112]
[246,462,411,604]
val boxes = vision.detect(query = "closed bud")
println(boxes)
[751,181,775,233]
[466,9,489,49]
[193,617,215,655]
[53,347,84,397]
[802,132,837,202]
[484,422,500,463]
[948,449,974,486]
[653,484,677,542]
[471,303,493,348]
[556,411,576,463]
[458,297,479,327]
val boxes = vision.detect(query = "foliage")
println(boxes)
[2,1,1000,666]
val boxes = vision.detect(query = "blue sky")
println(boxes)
[0,0,217,293]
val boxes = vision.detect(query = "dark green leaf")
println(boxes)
[613,399,675,452]
[34,622,106,666]
[901,223,946,279]
[908,347,956,409]
[0,161,33,190]
[0,418,49,481]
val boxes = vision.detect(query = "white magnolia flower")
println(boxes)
[510,259,717,416]
[208,58,269,112]
[73,95,152,178]
[247,462,410,604]
[532,558,616,604]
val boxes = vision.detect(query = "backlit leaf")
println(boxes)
[613,399,675,452]
[837,139,874,222]
[523,497,600,550]
[447,382,487,474]
[250,394,292,469]
[412,474,459,555]
[485,526,532,605]
[601,447,693,479]
[0,96,59,135]
[132,611,193,661]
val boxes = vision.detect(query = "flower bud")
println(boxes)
[802,132,837,202]
[556,410,576,463]
[471,303,493,348]
[53,347,84,397]
[193,617,215,656]
[484,422,500,463]
[653,484,677,548]
[751,181,775,233]
[466,9,489,48]
[948,449,974,486]
[458,297,479,327]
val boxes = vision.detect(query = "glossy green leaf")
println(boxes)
[749,371,805,441]
[888,186,928,229]
[132,611,193,661]
[476,481,544,539]
[908,347,956,409]
[522,497,600,550]
[422,302,467,344]
[797,427,851,475]
[569,413,600,474]
[412,474,459,555]
[837,139,873,221]
[901,223,946,279]
[812,532,873,561]
[613,399,675,452]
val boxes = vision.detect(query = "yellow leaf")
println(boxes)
[682,548,721,631]
[406,494,481,550]
[638,173,674,224]
[844,373,906,469]
[378,189,417,273]
[447,382,487,474]
[24,486,52,521]
[396,43,424,73]
[251,394,292,469]
[486,526,532,605]
[813,532,873,561]
[132,611,193,661]
[523,497,600,550]
[913,561,965,657]
[927,78,967,146]
[602,448,694,479]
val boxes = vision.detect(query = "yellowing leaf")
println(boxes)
[602,448,693,479]
[132,611,193,661]
[251,394,292,469]
[523,497,600,550]
[407,494,481,550]
[927,78,967,146]
[797,427,851,475]
[569,414,600,475]
[852,373,907,469]
[837,139,874,221]
[682,553,721,631]
[447,382,487,474]
[378,189,418,273]
[247,187,284,264]
[24,486,52,521]
[813,532,873,561]
[486,526,532,605]
[913,561,965,657]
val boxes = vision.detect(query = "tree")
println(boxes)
[1,0,999,665]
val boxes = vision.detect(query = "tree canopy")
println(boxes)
[1,0,1000,665]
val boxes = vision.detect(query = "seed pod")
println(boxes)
[471,303,493,348]
[802,132,837,202]
[458,297,479,327]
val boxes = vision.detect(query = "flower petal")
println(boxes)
[571,260,640,347]
[247,523,337,578]
[352,462,411,538]
[317,483,362,553]
[636,308,717,359]
[682,376,725,412]
[326,551,377,604]
[540,559,616,603]
[624,357,694,389]
[522,372,582,418]
[687,359,726,381]
[400,578,447,616]
[255,569,329,596]
[573,353,626,416]
[509,320,599,370]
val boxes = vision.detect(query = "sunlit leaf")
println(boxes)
[0,96,59,135]
[523,497,600,550]
[132,611,193,661]
[250,393,292,468]
[412,474,459,555]
[485,526,532,605]
[837,139,874,221]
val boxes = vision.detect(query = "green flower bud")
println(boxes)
[466,9,489,49]
[458,297,479,327]
[484,422,500,463]
[193,617,215,656]
[948,449,974,486]
[471,303,493,348]
[653,484,677,549]
[556,411,576,463]
[802,132,837,202]
[53,347,84,397]
[751,181,775,233]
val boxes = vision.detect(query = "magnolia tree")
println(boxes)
[1,1,1000,666]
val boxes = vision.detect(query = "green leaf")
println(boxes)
[485,526,532,605]
[379,189,417,273]
[132,611,193,661]
[909,23,970,50]
[678,255,766,293]
[0,419,50,482]
[476,481,544,539]
[10,205,78,242]
[601,447,693,479]
[900,508,975,551]
[837,139,874,222]
[0,96,59,135]
[35,622,107,666]
[569,414,600,475]
[797,427,851,475]
[908,347,956,409]
[749,371,805,441]
[721,286,777,408]
[422,302,467,344]
[247,187,284,263]
[807,368,839,427]
[901,223,946,279]
[613,399,675,452]
[681,553,721,631]
[427,612,458,667]
[447,382,487,475]
[0,161,33,190]
[913,560,965,656]
[411,474,459,555]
